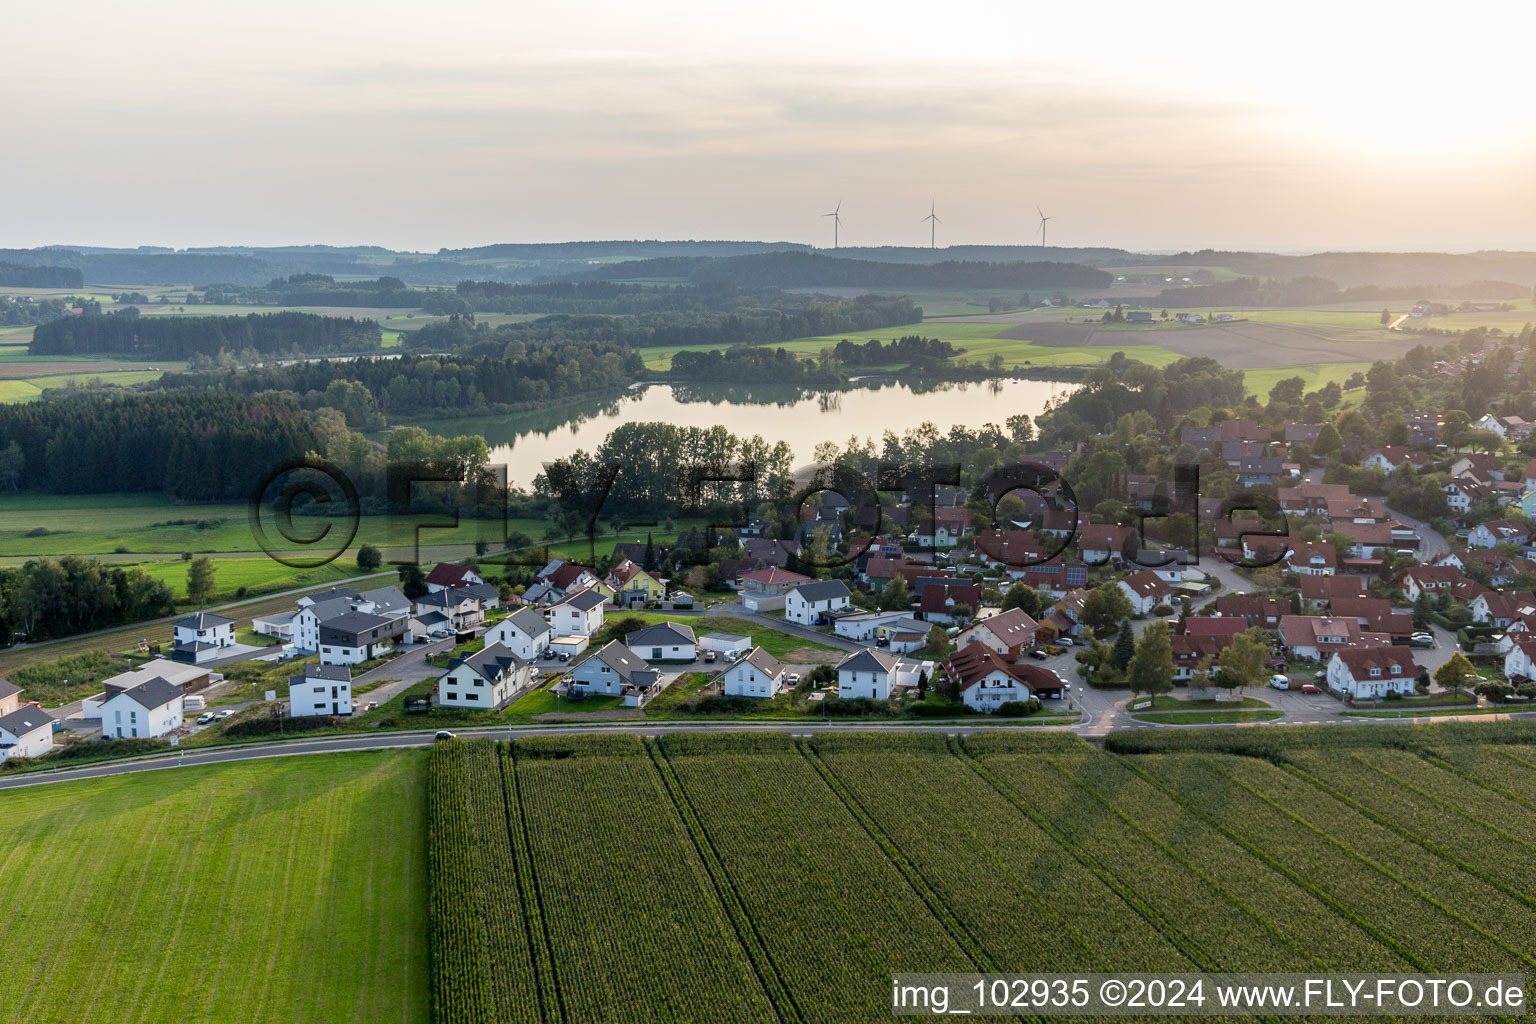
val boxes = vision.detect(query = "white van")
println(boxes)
[1268,675,1290,690]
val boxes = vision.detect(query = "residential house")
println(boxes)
[721,647,787,698]
[1469,590,1536,628]
[1504,638,1536,682]
[438,643,533,710]
[1170,634,1227,682]
[944,644,1064,710]
[1468,520,1533,550]
[1278,482,1354,518]
[1238,456,1286,488]
[739,567,811,612]
[317,611,408,666]
[833,610,913,642]
[537,560,601,597]
[606,559,666,607]
[1117,570,1174,615]
[424,563,485,592]
[975,530,1047,574]
[1078,524,1136,565]
[1280,615,1388,661]
[1329,521,1396,559]
[917,582,981,624]
[837,648,915,700]
[1326,497,1387,522]
[1183,616,1249,641]
[785,580,854,626]
[0,678,19,717]
[168,611,237,665]
[251,609,297,640]
[625,622,698,662]
[412,589,483,631]
[1299,574,1365,612]
[875,617,930,653]
[1450,453,1506,482]
[483,607,553,661]
[1361,447,1430,473]
[1213,594,1288,629]
[1326,647,1419,700]
[1329,597,1414,640]
[1399,565,1465,603]
[99,676,184,739]
[569,641,661,702]
[1444,479,1493,515]
[953,608,1040,657]
[0,705,53,761]
[545,588,607,638]
[287,664,353,717]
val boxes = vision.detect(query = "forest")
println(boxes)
[565,251,1114,289]
[195,273,425,308]
[1156,274,1527,307]
[0,261,83,287]
[30,309,382,358]
[0,557,177,642]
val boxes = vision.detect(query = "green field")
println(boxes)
[0,751,428,1024]
[136,555,364,599]
[427,726,1536,1022]
[0,370,169,402]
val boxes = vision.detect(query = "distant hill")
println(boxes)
[556,251,1113,289]
[1158,249,1536,289]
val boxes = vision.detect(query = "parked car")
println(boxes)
[786,672,801,685]
[1409,632,1435,648]
[1029,649,1051,661]
[214,709,235,720]
[434,730,456,741]
[704,651,717,663]
[1269,674,1290,689]
[195,712,216,725]
[557,652,569,662]
[875,636,889,647]
[364,701,378,711]
[1057,637,1074,647]
[1300,683,1322,694]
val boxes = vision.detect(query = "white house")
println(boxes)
[424,563,485,592]
[437,643,532,710]
[0,705,54,761]
[784,580,853,626]
[317,611,408,666]
[569,641,660,699]
[945,644,1065,710]
[171,611,236,664]
[875,617,930,654]
[721,647,787,698]
[1504,638,1536,681]
[625,622,697,662]
[1468,520,1533,550]
[287,663,353,717]
[1326,647,1418,700]
[99,676,185,739]
[1117,570,1174,615]
[954,608,1039,657]
[545,588,606,638]
[832,609,911,642]
[738,567,811,612]
[251,609,296,640]
[483,607,553,661]
[836,648,924,700]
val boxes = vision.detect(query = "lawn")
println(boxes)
[0,751,428,1024]
[1241,361,1373,400]
[1131,709,1285,724]
[508,684,625,715]
[1147,694,1273,710]
[136,556,362,600]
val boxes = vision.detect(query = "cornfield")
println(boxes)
[428,727,1536,1022]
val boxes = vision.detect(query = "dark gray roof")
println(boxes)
[791,580,853,603]
[562,588,607,612]
[501,607,551,639]
[175,611,234,630]
[625,622,696,647]
[451,642,527,682]
[584,640,650,682]
[318,610,407,646]
[359,586,411,615]
[0,705,51,737]
[304,663,350,682]
[0,678,18,702]
[461,582,500,602]
[110,676,185,712]
[305,587,360,604]
[837,648,902,674]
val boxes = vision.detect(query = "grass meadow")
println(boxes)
[0,751,429,1024]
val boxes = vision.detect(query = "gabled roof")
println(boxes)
[626,622,696,647]
[968,608,1039,647]
[583,640,651,683]
[1182,616,1246,638]
[359,586,411,615]
[790,580,853,603]
[0,678,19,702]
[944,644,1060,694]
[425,563,482,588]
[836,648,903,675]
[561,588,608,612]
[1299,574,1365,600]
[499,607,551,639]
[0,705,51,738]
[1332,646,1418,677]
[302,663,351,682]
[741,566,811,587]
[919,582,981,615]
[736,647,784,678]
[175,611,234,630]
[106,676,185,712]
[1119,570,1173,600]
[451,642,527,682]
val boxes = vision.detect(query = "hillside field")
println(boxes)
[0,751,429,1024]
[429,726,1536,1023]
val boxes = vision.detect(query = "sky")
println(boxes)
[4,0,1535,253]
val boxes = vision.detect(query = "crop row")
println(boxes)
[655,732,974,1022]
[1133,753,1529,974]
[510,735,776,1024]
[427,741,497,1024]
[806,733,1185,971]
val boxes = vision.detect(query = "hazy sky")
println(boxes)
[5,0,1534,252]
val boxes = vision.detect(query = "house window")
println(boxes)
[447,692,458,701]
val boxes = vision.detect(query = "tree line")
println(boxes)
[196,273,427,308]
[1154,275,1527,308]
[30,309,382,358]
[0,557,177,643]
[0,262,83,287]
[564,251,1113,289]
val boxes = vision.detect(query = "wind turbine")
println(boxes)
[823,201,842,248]
[921,199,941,249]
[1037,207,1052,248]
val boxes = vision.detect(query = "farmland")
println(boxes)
[0,750,429,1024]
[425,724,1536,1022]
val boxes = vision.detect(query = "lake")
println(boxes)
[414,377,1077,488]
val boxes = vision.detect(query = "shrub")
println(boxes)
[1150,603,1175,616]
[690,694,761,715]
[1383,689,1402,701]
[24,526,50,537]
[819,696,893,717]
[222,715,341,738]
[909,701,968,717]
[994,698,1041,717]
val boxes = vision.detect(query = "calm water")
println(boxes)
[416,378,1077,488]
